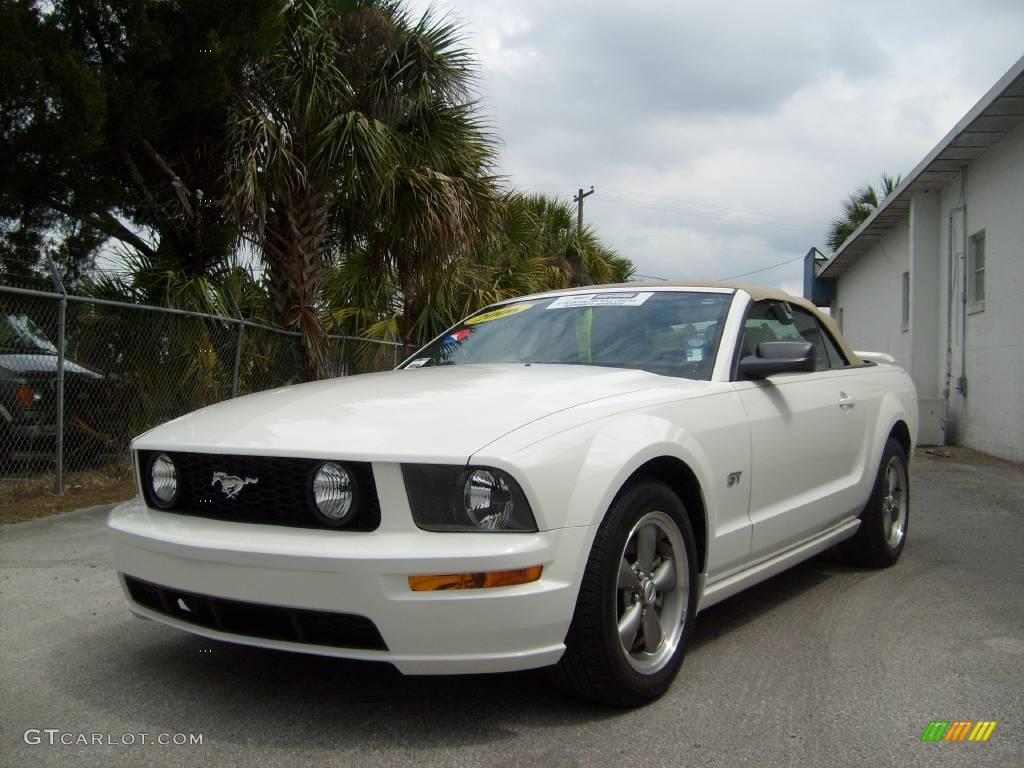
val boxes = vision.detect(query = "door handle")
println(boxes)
[838,392,856,410]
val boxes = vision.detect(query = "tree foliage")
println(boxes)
[826,173,902,253]
[2,0,633,379]
[325,190,633,369]
[1,0,108,286]
[0,0,281,286]
[226,0,506,376]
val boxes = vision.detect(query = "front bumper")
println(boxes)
[3,422,57,462]
[108,497,593,674]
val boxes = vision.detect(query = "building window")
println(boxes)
[968,231,985,312]
[901,272,910,332]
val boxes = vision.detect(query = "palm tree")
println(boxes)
[346,3,507,347]
[514,193,632,287]
[826,173,902,253]
[226,0,392,378]
[72,252,287,451]
[322,190,634,369]
[226,0,499,378]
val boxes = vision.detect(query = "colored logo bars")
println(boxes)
[920,720,997,742]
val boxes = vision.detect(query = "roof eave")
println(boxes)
[817,54,1024,279]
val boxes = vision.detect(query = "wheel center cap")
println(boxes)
[642,579,657,605]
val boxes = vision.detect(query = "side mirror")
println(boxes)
[739,341,815,379]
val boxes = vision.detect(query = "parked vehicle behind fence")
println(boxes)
[0,313,107,466]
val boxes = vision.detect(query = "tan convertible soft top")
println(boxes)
[542,281,862,366]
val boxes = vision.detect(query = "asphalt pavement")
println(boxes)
[1,450,1022,767]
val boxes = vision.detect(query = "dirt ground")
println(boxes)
[0,469,135,524]
[916,444,1023,470]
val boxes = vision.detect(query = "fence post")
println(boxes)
[46,256,66,495]
[229,297,244,398]
[231,321,244,397]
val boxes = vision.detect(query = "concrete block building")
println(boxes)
[805,56,1024,463]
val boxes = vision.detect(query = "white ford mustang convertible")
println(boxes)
[109,283,917,706]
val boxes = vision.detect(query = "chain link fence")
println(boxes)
[0,257,405,505]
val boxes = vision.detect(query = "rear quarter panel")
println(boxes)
[867,363,918,462]
[836,362,918,507]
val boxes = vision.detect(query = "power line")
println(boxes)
[598,224,794,264]
[630,257,804,284]
[719,254,805,281]
[516,184,579,190]
[510,180,812,283]
[514,182,828,229]
[594,193,821,235]
[600,185,829,227]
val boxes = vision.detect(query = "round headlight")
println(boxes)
[149,453,178,507]
[463,469,514,530]
[311,462,355,525]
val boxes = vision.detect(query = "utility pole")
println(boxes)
[574,186,594,233]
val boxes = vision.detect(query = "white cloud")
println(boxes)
[410,0,1024,290]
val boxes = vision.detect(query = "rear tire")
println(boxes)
[554,479,697,707]
[841,437,909,568]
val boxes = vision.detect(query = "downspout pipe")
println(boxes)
[943,168,968,444]
[943,214,955,443]
[958,168,968,400]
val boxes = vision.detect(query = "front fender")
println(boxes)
[489,413,716,532]
[470,388,751,574]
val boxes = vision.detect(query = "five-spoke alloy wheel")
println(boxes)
[555,479,697,707]
[841,436,910,568]
[615,511,689,675]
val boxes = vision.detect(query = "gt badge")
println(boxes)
[212,472,258,499]
[727,471,742,487]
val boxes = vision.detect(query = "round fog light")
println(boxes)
[150,453,178,507]
[464,469,514,530]
[311,462,355,525]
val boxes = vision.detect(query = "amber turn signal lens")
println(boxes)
[408,565,543,592]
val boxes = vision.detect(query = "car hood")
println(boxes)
[0,354,102,378]
[133,364,704,462]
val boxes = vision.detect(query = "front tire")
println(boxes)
[841,437,909,568]
[555,479,697,707]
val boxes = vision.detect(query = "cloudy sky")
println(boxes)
[407,0,1023,294]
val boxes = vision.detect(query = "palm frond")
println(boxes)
[826,171,904,253]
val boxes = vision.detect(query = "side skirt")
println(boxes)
[697,518,860,613]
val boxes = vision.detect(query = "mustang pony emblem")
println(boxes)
[211,471,258,499]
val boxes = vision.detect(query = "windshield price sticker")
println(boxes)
[546,292,653,309]
[405,358,431,368]
[465,303,532,325]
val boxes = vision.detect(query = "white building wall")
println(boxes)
[833,221,911,368]
[834,120,1023,463]
[937,120,1024,462]
[908,192,941,400]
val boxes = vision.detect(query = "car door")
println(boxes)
[734,301,869,561]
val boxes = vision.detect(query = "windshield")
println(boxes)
[403,290,733,380]
[0,314,58,355]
